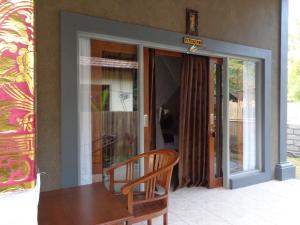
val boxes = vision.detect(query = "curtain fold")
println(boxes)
[178,54,209,187]
[149,49,156,150]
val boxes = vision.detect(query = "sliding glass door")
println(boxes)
[227,58,262,175]
[78,37,141,186]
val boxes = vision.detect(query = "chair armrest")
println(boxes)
[105,153,148,193]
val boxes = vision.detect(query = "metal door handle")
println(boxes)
[210,113,214,125]
[144,114,149,127]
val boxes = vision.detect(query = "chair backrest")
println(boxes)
[117,149,179,214]
[143,149,179,199]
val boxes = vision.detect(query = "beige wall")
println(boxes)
[36,0,281,191]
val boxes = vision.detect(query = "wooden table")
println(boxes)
[38,182,132,225]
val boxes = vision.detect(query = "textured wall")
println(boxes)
[36,0,280,191]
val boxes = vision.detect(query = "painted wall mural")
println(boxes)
[0,0,36,192]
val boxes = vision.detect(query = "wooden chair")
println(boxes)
[105,149,179,225]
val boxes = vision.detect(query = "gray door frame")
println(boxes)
[222,58,230,188]
[61,11,272,189]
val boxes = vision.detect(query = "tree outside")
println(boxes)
[288,0,300,102]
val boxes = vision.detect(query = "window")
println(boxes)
[229,58,261,174]
[78,38,140,185]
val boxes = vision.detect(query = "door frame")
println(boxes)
[144,49,224,188]
[143,48,182,153]
[61,12,272,189]
[143,48,182,176]
[208,57,224,188]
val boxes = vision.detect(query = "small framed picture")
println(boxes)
[186,9,199,36]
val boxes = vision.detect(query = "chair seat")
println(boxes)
[115,192,167,223]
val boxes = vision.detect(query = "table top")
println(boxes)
[38,182,132,225]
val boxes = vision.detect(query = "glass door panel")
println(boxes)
[228,58,261,174]
[78,38,140,188]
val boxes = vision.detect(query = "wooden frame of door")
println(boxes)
[143,49,182,152]
[144,49,223,188]
[208,57,224,188]
[144,48,150,153]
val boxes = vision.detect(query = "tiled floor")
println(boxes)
[135,179,300,225]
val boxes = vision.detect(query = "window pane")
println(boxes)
[229,58,259,174]
[78,38,140,187]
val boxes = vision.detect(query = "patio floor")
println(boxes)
[136,179,300,225]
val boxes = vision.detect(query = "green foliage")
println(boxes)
[228,59,243,96]
[288,156,300,179]
[288,59,300,101]
[288,17,300,102]
[101,88,109,110]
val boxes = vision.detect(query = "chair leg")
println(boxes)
[147,219,152,225]
[163,213,168,225]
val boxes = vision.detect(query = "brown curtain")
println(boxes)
[178,54,209,187]
[149,49,156,150]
